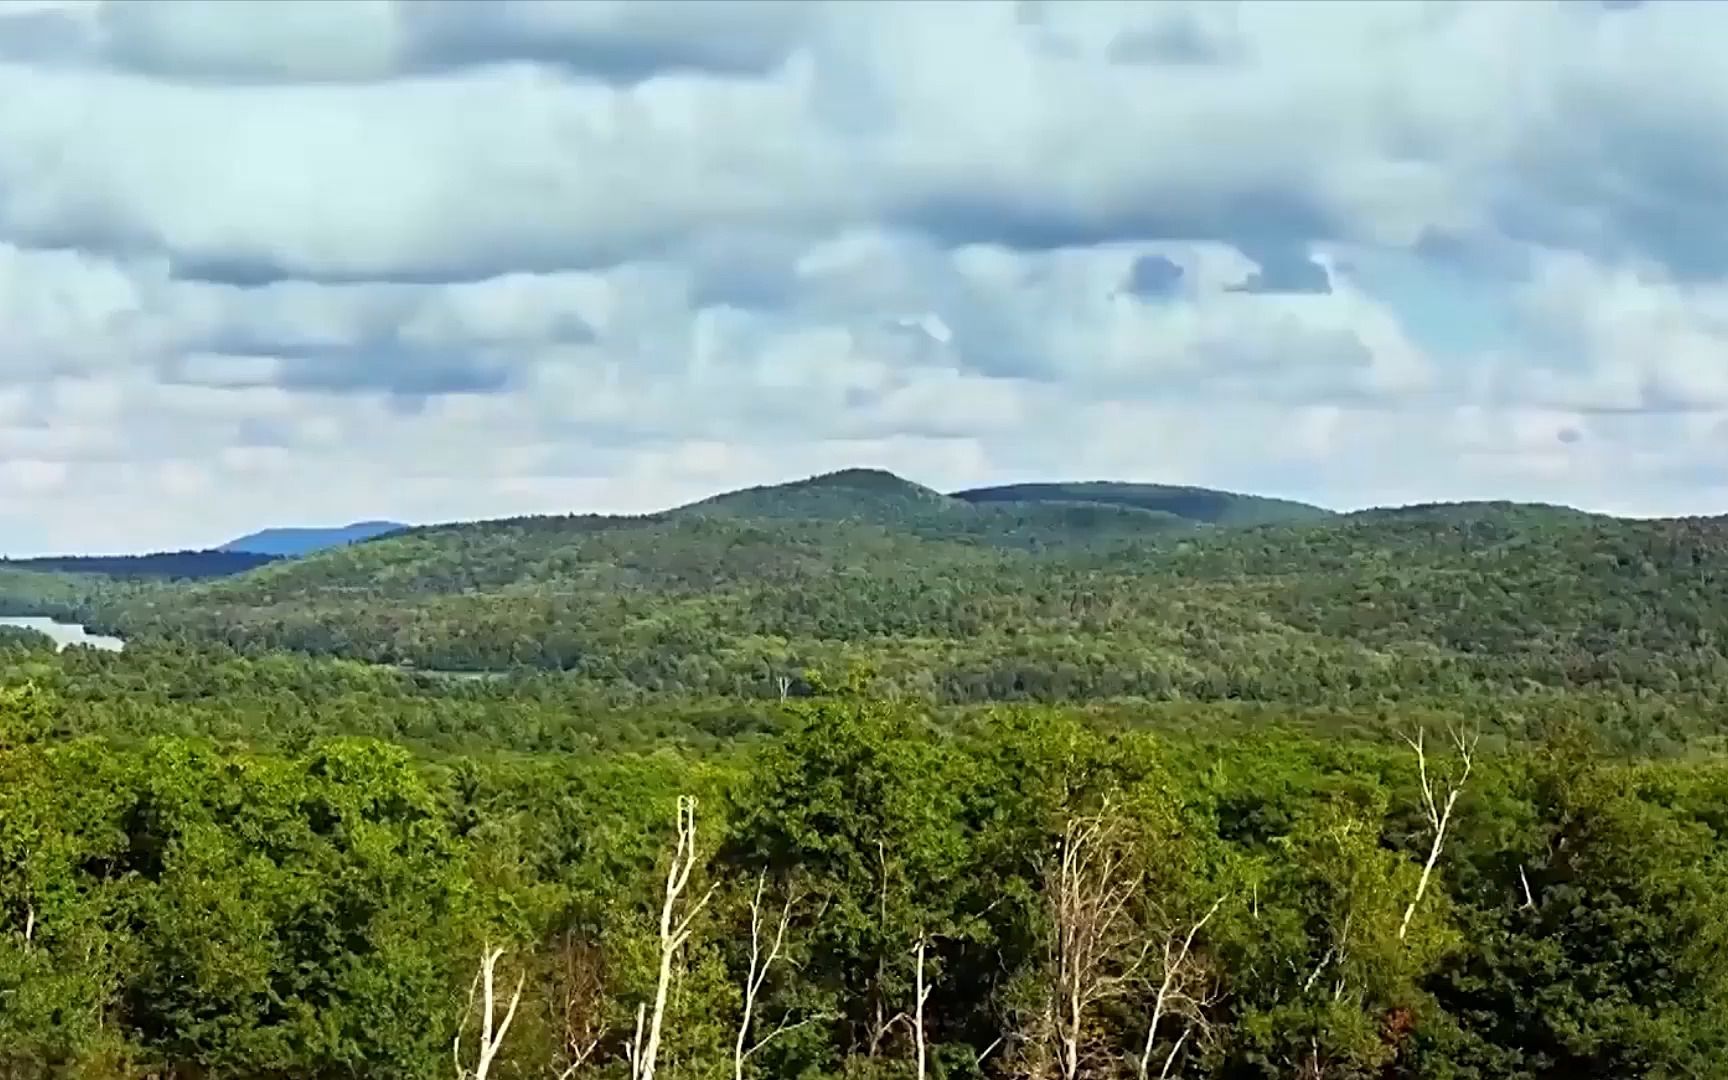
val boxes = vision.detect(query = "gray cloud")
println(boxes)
[1123,254,1184,299]
[4,0,1708,291]
[14,0,809,85]
[893,184,1337,260]
[176,342,514,397]
[0,6,87,63]
[401,0,809,85]
[1105,13,1242,66]
[1228,243,1333,295]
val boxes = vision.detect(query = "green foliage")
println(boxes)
[1,693,1726,1078]
[0,550,278,580]
[0,739,135,1074]
[1416,738,1728,1078]
[29,479,1728,718]
[116,739,467,1078]
[0,681,59,748]
[951,480,1334,527]
[727,695,971,1060]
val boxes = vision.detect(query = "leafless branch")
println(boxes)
[1158,1027,1190,1080]
[1044,800,1148,1080]
[1137,895,1226,1080]
[550,933,607,1079]
[630,796,712,1080]
[454,946,525,1080]
[734,873,803,1080]
[1399,726,1478,941]
[975,1036,1004,1070]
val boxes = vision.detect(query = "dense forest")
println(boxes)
[6,674,1727,1079]
[6,471,1726,705]
[0,550,277,581]
[5,470,1728,1077]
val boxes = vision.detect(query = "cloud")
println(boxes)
[6,0,811,84]
[0,0,1726,552]
[1496,249,1728,414]
[1122,254,1184,300]
[1228,243,1332,295]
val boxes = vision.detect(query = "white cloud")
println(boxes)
[1495,250,1728,413]
[0,0,1726,552]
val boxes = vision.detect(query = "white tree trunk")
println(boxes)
[913,937,931,1080]
[733,874,806,1080]
[1040,804,1145,1080]
[630,796,713,1080]
[1136,896,1225,1080]
[453,946,524,1080]
[1398,727,1477,941]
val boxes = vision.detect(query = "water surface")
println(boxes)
[0,615,125,652]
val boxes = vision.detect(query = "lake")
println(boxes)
[0,615,125,652]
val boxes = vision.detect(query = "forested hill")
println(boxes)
[678,467,962,522]
[14,469,1716,705]
[678,468,1329,531]
[952,479,1335,526]
[673,468,1203,546]
[0,549,279,580]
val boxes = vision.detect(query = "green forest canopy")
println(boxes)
[5,680,1728,1079]
[2,470,1722,707]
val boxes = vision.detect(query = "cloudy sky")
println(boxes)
[2,0,1726,553]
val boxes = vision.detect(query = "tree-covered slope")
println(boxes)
[676,467,961,523]
[47,475,1728,705]
[952,480,1334,526]
[0,550,279,580]
[674,467,1197,548]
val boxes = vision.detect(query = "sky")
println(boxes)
[3,0,1728,554]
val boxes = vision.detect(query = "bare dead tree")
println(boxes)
[733,873,818,1080]
[626,795,715,1080]
[775,676,792,704]
[1399,726,1478,941]
[867,839,902,1060]
[1026,802,1148,1080]
[866,1007,907,1060]
[912,937,933,1080]
[549,933,607,1079]
[1136,896,1227,1080]
[454,945,526,1080]
[625,1005,647,1080]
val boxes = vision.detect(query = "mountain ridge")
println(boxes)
[8,467,1715,709]
[675,468,1332,532]
[220,520,409,557]
[674,467,960,523]
[952,479,1334,527]
[22,471,1691,568]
